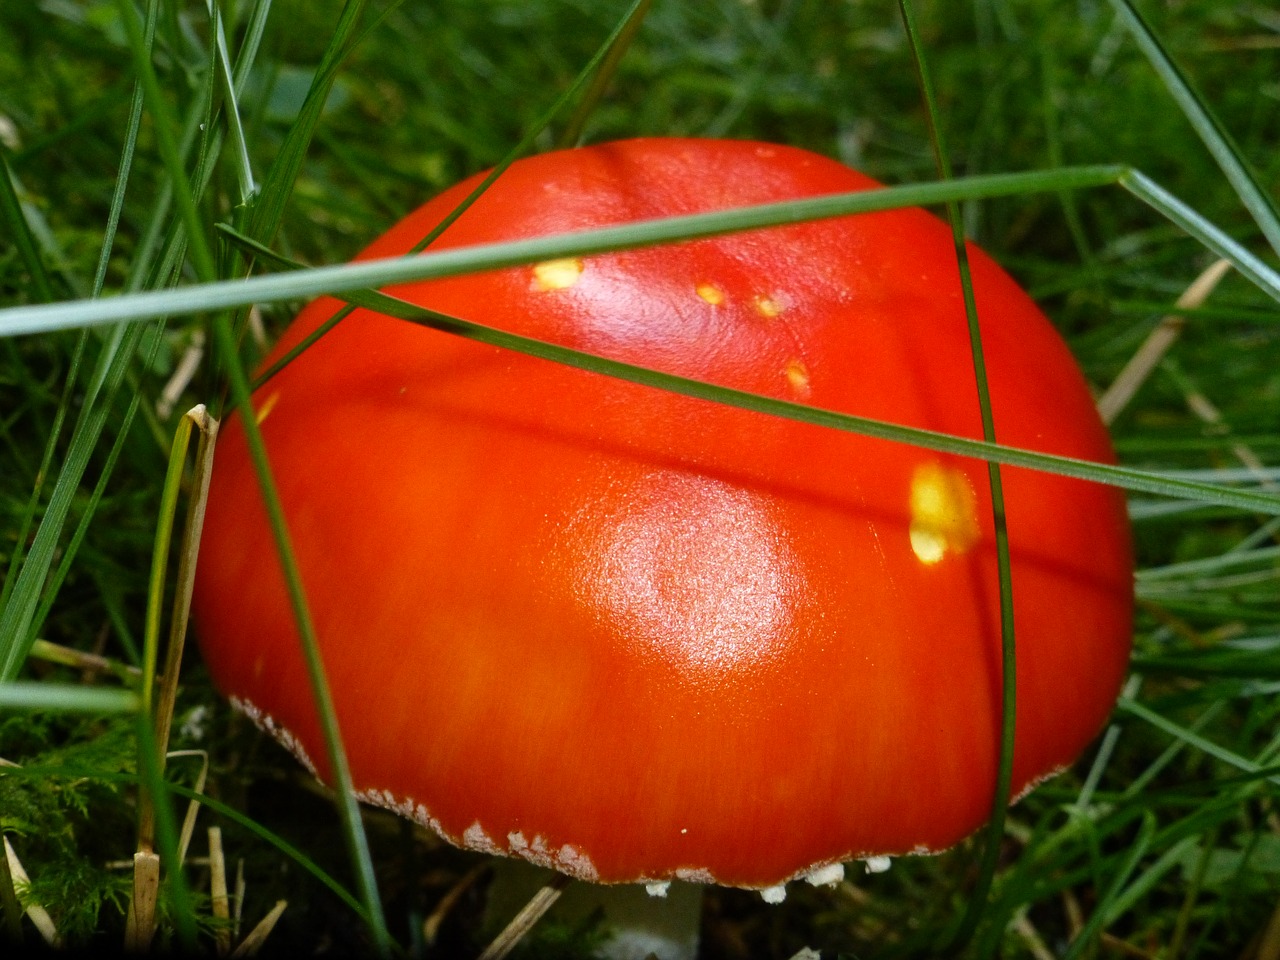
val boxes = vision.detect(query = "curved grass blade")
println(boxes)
[136,408,217,864]
[138,415,196,723]
[209,230,1280,519]
[0,167,1141,339]
[1107,0,1280,257]
[11,163,1280,345]
[897,2,1017,951]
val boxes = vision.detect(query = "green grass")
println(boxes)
[2,0,1279,957]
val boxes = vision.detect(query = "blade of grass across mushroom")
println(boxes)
[10,164,1279,345]
[898,1,1017,952]
[250,0,660,392]
[235,161,1279,393]
[4,170,1279,498]
[215,225,1280,519]
[1107,0,1280,258]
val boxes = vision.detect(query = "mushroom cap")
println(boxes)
[192,138,1133,890]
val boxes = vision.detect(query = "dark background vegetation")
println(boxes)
[1,0,1278,957]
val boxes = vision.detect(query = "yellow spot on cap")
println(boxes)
[754,295,782,319]
[909,462,980,565]
[696,283,725,306]
[255,391,280,426]
[532,258,583,291]
[784,358,811,396]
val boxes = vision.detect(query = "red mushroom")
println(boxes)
[193,139,1132,900]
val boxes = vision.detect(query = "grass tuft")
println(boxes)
[1,1,1278,956]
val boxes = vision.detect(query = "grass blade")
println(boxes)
[208,309,392,956]
[0,168,1140,339]
[246,0,372,246]
[1107,0,1280,257]
[205,0,256,200]
[11,163,1280,345]
[1117,169,1280,301]
[0,150,55,304]
[556,0,653,147]
[113,0,216,284]
[131,717,198,951]
[1117,699,1280,786]
[0,683,140,712]
[1061,813,1157,960]
[217,229,1280,519]
[0,320,154,680]
[898,2,1017,950]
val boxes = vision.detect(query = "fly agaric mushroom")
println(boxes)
[193,140,1132,905]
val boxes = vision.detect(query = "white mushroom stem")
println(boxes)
[484,860,703,960]
[483,859,852,958]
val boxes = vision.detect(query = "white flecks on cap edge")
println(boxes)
[355,787,445,838]
[230,696,318,777]
[674,867,716,884]
[462,821,503,856]
[1013,763,1068,804]
[804,863,845,887]
[505,830,600,882]
[227,697,1066,893]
